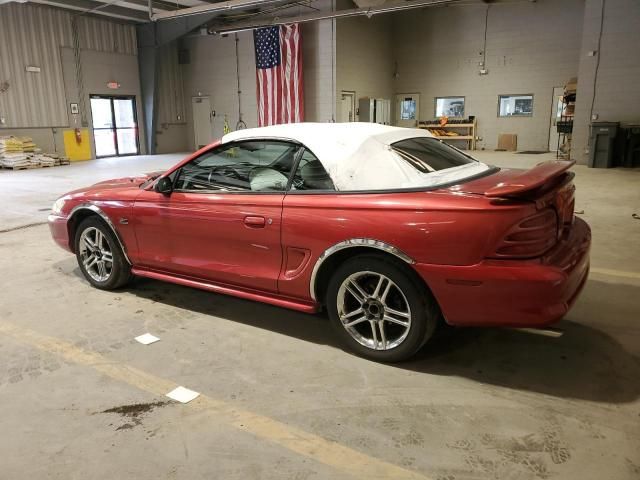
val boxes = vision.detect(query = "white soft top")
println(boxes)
[222,122,490,191]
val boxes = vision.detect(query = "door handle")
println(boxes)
[244,216,266,228]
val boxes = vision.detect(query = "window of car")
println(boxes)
[289,149,335,191]
[174,141,300,192]
[391,137,477,173]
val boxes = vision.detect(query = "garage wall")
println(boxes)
[302,18,337,123]
[178,31,258,150]
[155,42,189,154]
[391,0,584,152]
[336,15,394,121]
[572,0,640,163]
[68,48,145,157]
[175,16,338,151]
[0,3,145,156]
[0,4,72,129]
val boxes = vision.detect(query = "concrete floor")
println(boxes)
[0,152,639,479]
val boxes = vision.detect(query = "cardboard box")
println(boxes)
[565,77,578,93]
[497,133,518,151]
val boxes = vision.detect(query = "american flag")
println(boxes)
[253,24,304,127]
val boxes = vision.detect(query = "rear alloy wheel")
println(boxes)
[337,271,411,351]
[326,255,438,362]
[74,217,131,290]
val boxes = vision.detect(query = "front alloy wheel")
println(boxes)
[74,216,131,290]
[326,255,439,362]
[79,227,114,282]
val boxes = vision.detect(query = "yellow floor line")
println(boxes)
[0,321,431,480]
[590,267,640,280]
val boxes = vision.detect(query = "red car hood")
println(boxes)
[61,171,164,199]
[92,171,164,188]
[450,161,575,198]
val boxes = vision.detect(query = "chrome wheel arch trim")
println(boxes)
[68,203,132,265]
[309,238,415,301]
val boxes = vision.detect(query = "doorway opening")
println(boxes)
[340,91,356,122]
[192,96,214,149]
[90,95,140,158]
[548,86,564,152]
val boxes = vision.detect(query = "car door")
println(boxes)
[132,140,301,293]
[279,148,340,300]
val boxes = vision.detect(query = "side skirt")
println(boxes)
[131,267,319,314]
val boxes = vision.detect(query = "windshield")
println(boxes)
[391,137,477,173]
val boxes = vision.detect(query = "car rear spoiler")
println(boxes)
[485,160,575,198]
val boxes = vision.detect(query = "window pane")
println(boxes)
[94,129,116,157]
[116,129,138,155]
[499,95,533,116]
[90,98,113,128]
[114,99,136,128]
[391,137,476,172]
[290,150,335,191]
[435,97,465,118]
[176,141,299,192]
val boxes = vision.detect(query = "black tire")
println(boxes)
[326,254,439,362]
[74,216,131,290]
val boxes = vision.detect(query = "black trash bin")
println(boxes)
[589,122,619,168]
[619,124,640,168]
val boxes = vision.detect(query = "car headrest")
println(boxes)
[300,160,334,190]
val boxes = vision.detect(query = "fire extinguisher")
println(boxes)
[74,128,82,144]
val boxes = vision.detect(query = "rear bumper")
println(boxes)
[48,214,72,253]
[415,217,591,327]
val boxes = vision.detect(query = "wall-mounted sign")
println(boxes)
[70,103,79,114]
[106,81,120,89]
[26,66,41,73]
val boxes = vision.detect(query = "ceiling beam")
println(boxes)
[29,0,149,21]
[151,0,293,21]
[116,0,181,12]
[210,0,459,33]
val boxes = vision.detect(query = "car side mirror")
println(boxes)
[155,176,173,195]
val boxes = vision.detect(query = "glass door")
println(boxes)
[90,96,139,157]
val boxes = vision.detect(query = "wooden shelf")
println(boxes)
[418,118,477,150]
[419,123,474,128]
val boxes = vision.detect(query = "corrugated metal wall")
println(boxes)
[77,16,137,55]
[0,3,73,127]
[157,42,186,125]
[0,3,138,129]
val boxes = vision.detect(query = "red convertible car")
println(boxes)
[49,123,590,361]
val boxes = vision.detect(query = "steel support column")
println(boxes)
[136,13,219,154]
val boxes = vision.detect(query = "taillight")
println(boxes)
[492,209,558,258]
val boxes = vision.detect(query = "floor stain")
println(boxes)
[100,401,170,431]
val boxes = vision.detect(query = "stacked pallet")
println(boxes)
[0,136,69,169]
[0,137,31,168]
